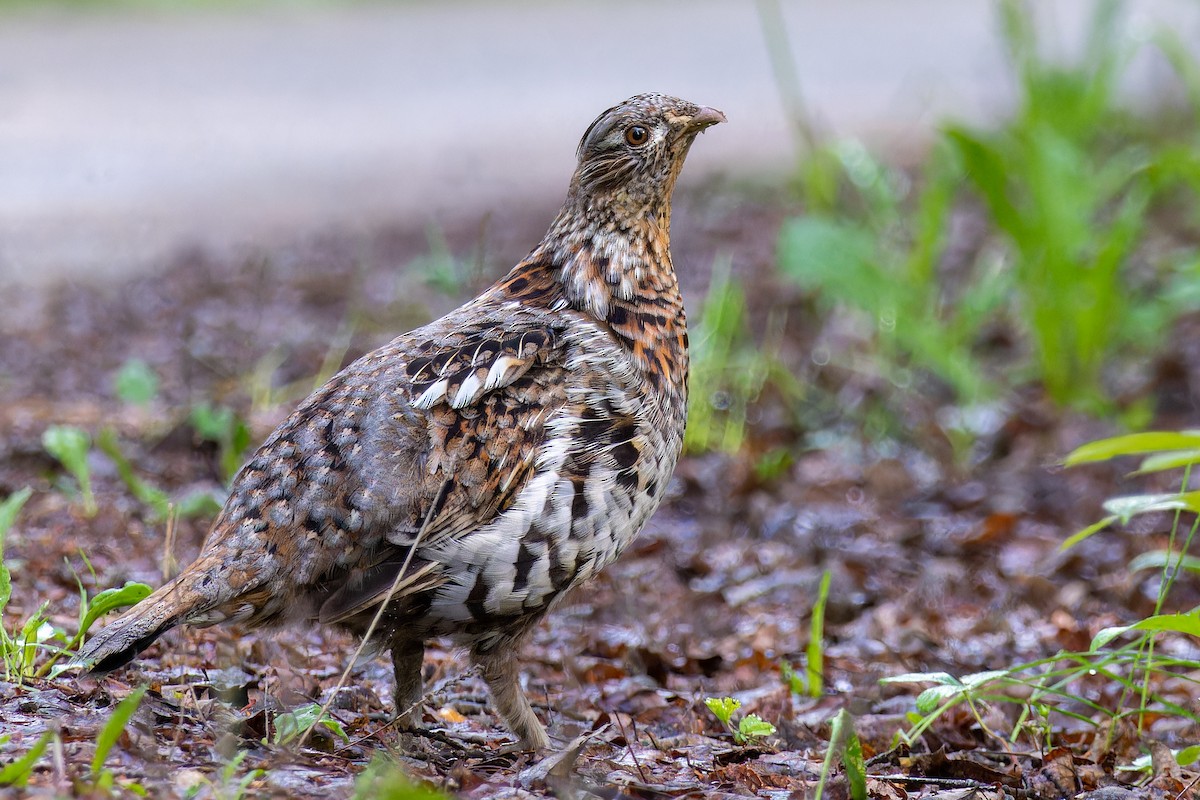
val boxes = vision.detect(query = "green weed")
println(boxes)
[113,358,159,407]
[0,487,149,680]
[685,260,800,454]
[814,708,867,800]
[95,427,221,523]
[0,488,45,681]
[778,139,1006,404]
[781,568,831,698]
[42,425,97,517]
[181,751,263,800]
[190,402,252,485]
[703,696,777,745]
[268,702,348,747]
[777,0,1200,416]
[353,754,450,800]
[944,0,1158,409]
[886,428,1200,748]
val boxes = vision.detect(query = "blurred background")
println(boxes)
[8,1,1200,794]
[3,0,1197,283]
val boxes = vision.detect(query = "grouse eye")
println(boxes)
[625,125,649,146]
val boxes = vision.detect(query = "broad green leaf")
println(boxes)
[1102,492,1200,522]
[737,714,777,742]
[1135,450,1200,474]
[915,684,964,714]
[1099,491,1200,522]
[1128,550,1200,575]
[777,217,879,308]
[1091,624,1133,651]
[354,753,450,799]
[1064,431,1200,465]
[272,702,348,746]
[92,685,147,777]
[1092,612,1200,651]
[1128,612,1200,637]
[942,126,1026,242]
[879,671,959,686]
[960,669,1010,688]
[80,582,152,639]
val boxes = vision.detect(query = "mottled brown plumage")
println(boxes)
[76,93,724,749]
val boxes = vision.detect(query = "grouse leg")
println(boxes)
[391,639,426,729]
[472,644,549,751]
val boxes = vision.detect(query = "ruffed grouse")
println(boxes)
[77,93,724,750]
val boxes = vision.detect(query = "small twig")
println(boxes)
[1175,772,1200,800]
[161,506,179,580]
[613,713,648,783]
[295,482,447,750]
[870,774,989,789]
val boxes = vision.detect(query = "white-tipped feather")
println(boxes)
[451,371,484,408]
[413,378,449,409]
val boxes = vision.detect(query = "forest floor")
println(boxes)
[1,184,1199,798]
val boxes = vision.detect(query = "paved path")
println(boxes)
[1,0,1196,283]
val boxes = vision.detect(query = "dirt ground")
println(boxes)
[2,184,1199,798]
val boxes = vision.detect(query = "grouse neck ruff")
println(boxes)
[77,93,724,751]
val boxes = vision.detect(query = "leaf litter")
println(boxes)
[0,192,1198,797]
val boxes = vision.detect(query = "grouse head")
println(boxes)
[569,93,725,220]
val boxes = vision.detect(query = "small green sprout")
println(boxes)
[704,696,777,745]
[96,428,170,521]
[270,703,348,747]
[113,359,159,406]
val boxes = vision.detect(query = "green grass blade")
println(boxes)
[806,570,831,697]
[1064,432,1200,465]
[1061,515,1117,551]
[91,685,147,778]
[0,731,52,787]
[0,489,34,618]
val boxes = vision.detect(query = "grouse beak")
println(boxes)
[685,106,727,133]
